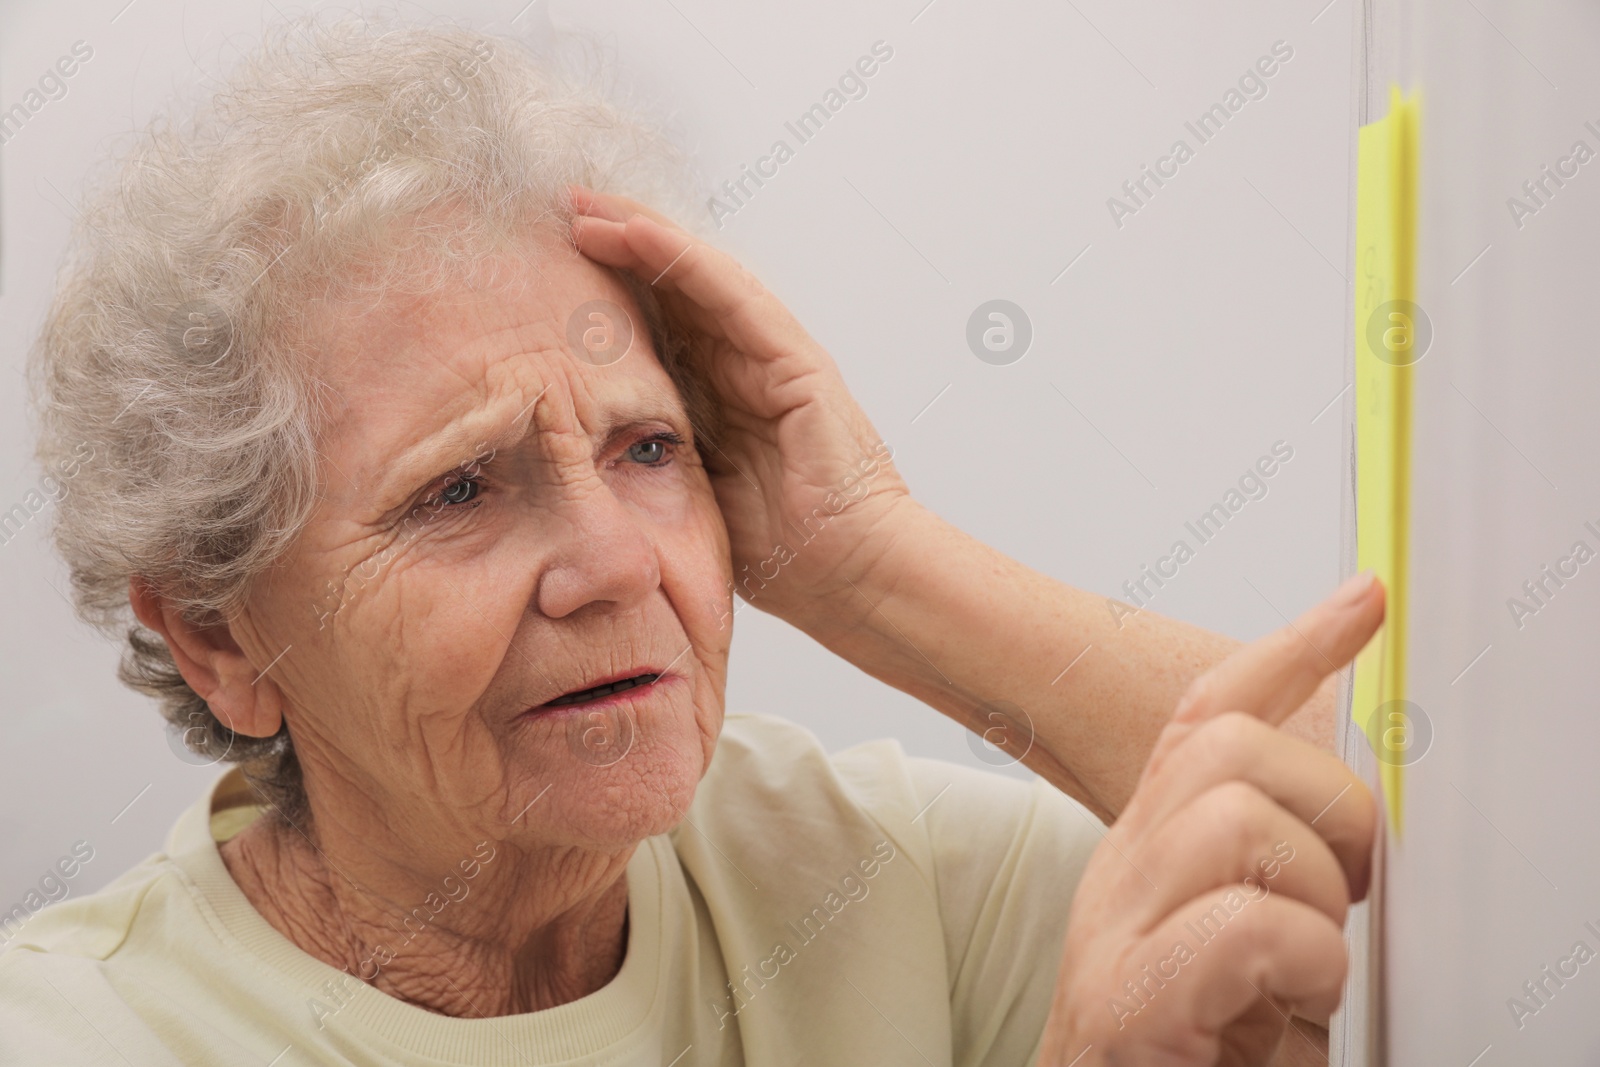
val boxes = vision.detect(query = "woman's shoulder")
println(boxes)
[0,851,199,1063]
[0,849,182,965]
[684,713,1100,1066]
[708,711,1085,832]
[691,711,1101,890]
[682,713,934,882]
[705,712,934,828]
[705,712,1104,909]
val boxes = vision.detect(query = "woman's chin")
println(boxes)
[517,719,713,847]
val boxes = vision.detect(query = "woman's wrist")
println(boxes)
[770,496,999,722]
[770,493,944,649]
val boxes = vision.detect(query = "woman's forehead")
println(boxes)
[311,241,649,378]
[308,252,685,485]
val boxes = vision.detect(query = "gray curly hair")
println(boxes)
[28,15,718,825]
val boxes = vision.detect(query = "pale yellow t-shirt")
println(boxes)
[0,713,1103,1066]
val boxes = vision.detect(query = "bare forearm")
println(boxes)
[797,504,1335,821]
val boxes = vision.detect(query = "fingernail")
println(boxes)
[1334,570,1376,606]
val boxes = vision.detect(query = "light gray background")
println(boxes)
[1372,1,1600,1064]
[0,0,1352,906]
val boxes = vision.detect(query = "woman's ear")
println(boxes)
[127,577,286,739]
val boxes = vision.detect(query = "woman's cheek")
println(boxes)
[687,488,734,626]
[329,554,480,690]
[652,484,732,654]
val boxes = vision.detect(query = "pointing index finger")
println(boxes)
[1173,571,1385,732]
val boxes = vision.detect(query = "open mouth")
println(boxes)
[541,672,661,708]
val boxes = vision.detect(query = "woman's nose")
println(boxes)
[533,480,662,619]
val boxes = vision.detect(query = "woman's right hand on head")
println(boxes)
[1036,573,1385,1067]
[567,186,920,632]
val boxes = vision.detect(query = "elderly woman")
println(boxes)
[4,18,1378,1067]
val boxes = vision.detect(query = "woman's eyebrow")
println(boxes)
[593,396,693,439]
[374,385,691,506]
[371,421,509,510]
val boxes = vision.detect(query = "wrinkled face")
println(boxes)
[233,233,733,856]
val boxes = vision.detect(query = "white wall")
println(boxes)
[1382,1,1600,1064]
[0,0,1352,904]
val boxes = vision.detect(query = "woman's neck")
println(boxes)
[218,815,632,1017]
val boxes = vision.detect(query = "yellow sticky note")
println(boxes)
[1352,86,1419,836]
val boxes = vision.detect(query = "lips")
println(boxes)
[539,670,662,709]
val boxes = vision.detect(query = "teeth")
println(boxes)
[544,673,659,708]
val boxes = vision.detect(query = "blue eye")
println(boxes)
[626,432,683,466]
[627,440,665,464]
[438,476,481,505]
